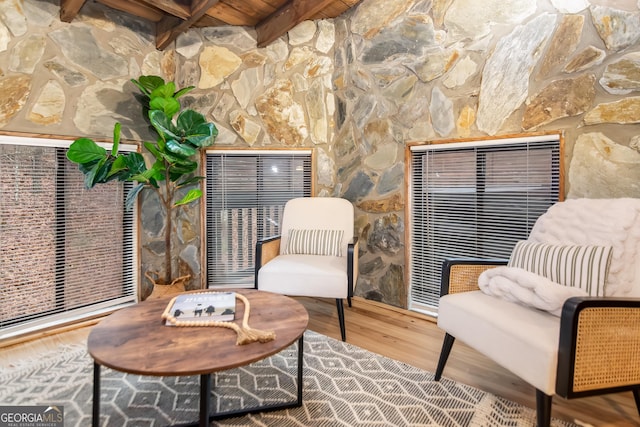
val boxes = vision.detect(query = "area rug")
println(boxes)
[0,330,577,427]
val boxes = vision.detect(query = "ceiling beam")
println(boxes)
[256,0,336,48]
[156,0,220,50]
[60,0,87,22]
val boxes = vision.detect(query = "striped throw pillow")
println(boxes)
[284,229,344,257]
[508,241,612,296]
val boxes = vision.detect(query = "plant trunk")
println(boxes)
[162,179,173,285]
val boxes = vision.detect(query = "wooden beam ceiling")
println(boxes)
[59,0,363,50]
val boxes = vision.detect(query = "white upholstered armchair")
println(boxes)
[435,198,640,427]
[255,197,359,341]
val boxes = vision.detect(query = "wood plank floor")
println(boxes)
[1,296,638,426]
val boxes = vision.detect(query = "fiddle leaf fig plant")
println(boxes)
[67,75,218,289]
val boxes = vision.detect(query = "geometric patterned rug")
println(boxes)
[0,330,578,426]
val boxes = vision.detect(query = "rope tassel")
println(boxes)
[161,292,276,345]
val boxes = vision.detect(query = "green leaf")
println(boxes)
[111,123,121,156]
[83,157,107,188]
[125,184,144,211]
[166,139,197,157]
[143,141,162,160]
[149,160,166,180]
[177,109,206,132]
[149,97,180,118]
[94,158,113,183]
[149,110,179,141]
[174,189,202,206]
[67,138,107,164]
[174,86,194,99]
[123,152,147,175]
[169,161,198,181]
[150,81,176,100]
[107,155,129,178]
[185,123,218,148]
[158,149,183,165]
[176,176,205,188]
[132,75,165,96]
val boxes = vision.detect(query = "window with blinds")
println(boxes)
[408,134,561,315]
[0,135,137,339]
[205,150,312,288]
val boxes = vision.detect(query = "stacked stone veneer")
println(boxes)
[1,0,639,306]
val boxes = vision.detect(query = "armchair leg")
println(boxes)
[633,388,640,416]
[535,390,552,427]
[336,299,346,342]
[347,296,352,307]
[434,333,455,381]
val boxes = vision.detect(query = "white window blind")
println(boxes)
[205,150,312,288]
[0,135,138,339]
[408,134,561,315]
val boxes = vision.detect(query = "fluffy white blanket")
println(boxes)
[528,198,640,297]
[478,266,588,316]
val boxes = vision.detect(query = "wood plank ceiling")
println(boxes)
[60,0,364,50]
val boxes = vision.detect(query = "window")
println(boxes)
[408,133,562,315]
[205,149,313,288]
[0,135,138,340]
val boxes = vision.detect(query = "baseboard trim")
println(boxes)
[350,296,437,324]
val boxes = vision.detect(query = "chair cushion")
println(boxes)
[508,241,612,297]
[257,254,348,299]
[283,229,344,257]
[438,291,560,394]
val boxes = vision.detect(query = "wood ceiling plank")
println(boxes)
[60,0,87,22]
[96,0,165,22]
[193,14,228,27]
[156,0,220,50]
[136,0,191,20]
[204,2,259,26]
[311,2,346,19]
[256,0,337,47]
[222,0,277,19]
[260,0,288,8]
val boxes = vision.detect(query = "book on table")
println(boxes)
[162,291,236,326]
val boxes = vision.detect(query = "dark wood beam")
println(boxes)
[60,0,87,22]
[256,0,336,48]
[156,0,220,50]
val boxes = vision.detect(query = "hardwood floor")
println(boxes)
[1,296,638,426]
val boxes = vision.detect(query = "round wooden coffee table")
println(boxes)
[88,289,309,427]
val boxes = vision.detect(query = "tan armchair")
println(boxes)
[255,197,359,341]
[434,198,640,427]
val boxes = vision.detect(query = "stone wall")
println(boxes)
[2,0,640,307]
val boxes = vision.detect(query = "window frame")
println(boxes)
[405,132,563,316]
[203,148,314,289]
[0,133,139,341]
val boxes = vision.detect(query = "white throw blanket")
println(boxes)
[478,266,588,316]
[528,198,640,297]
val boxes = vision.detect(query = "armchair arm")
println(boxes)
[254,235,281,288]
[441,258,508,296]
[556,297,640,398]
[347,237,359,298]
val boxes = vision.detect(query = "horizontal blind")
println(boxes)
[409,135,560,314]
[0,136,137,339]
[205,150,312,288]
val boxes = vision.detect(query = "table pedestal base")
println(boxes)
[92,335,304,427]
